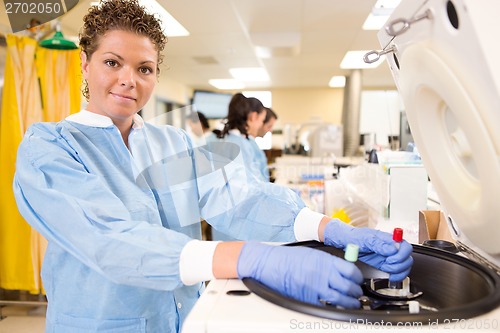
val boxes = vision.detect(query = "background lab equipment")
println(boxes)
[182,0,500,331]
[283,121,343,158]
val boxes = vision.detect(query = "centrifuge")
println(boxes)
[182,1,500,331]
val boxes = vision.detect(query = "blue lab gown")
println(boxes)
[219,130,269,182]
[248,135,270,181]
[210,131,270,241]
[13,111,304,333]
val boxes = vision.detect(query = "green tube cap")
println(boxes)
[344,243,359,263]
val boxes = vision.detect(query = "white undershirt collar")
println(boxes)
[65,110,144,129]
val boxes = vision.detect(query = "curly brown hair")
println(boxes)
[79,0,168,100]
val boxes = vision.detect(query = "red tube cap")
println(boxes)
[393,227,404,242]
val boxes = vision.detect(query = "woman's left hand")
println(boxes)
[323,219,414,281]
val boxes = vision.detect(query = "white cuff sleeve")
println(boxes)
[293,207,326,241]
[179,240,221,286]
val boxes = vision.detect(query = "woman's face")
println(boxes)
[247,110,266,137]
[81,30,158,126]
[188,119,203,137]
[258,117,276,137]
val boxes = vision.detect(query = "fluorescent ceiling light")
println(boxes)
[91,0,189,37]
[328,76,346,88]
[209,79,245,90]
[230,68,270,82]
[340,51,383,69]
[139,0,189,37]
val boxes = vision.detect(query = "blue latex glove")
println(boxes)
[237,242,364,309]
[324,219,413,282]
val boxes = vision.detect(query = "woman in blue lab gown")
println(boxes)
[216,93,269,182]
[210,94,270,240]
[13,1,413,332]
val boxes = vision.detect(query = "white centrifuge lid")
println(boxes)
[380,0,500,256]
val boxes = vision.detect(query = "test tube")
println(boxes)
[388,228,403,289]
[320,244,359,307]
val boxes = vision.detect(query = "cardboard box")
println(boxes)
[418,210,455,244]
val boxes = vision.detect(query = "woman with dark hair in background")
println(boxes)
[254,106,279,180]
[258,107,278,137]
[211,93,269,240]
[219,93,268,181]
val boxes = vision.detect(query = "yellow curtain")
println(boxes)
[0,34,81,293]
[36,47,81,122]
[31,46,81,292]
[0,35,42,293]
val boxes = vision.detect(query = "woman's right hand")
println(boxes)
[237,242,364,309]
